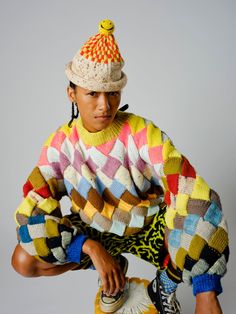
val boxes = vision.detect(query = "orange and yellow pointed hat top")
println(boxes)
[80,19,124,64]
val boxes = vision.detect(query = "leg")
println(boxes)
[12,244,83,278]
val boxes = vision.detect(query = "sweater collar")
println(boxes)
[75,111,130,146]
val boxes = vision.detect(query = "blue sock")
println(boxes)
[160,270,178,294]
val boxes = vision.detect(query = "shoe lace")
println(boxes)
[161,290,181,314]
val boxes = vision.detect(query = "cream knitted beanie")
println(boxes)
[65,19,127,92]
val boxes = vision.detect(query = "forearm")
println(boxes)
[195,291,222,314]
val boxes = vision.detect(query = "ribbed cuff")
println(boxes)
[67,234,88,263]
[192,274,223,296]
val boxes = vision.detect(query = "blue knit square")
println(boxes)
[77,177,92,199]
[95,177,106,194]
[64,179,74,195]
[109,179,126,198]
[204,202,222,226]
[169,229,182,248]
[19,225,32,243]
[183,214,200,235]
[28,215,45,225]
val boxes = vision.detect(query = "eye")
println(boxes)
[88,91,97,97]
[109,91,120,97]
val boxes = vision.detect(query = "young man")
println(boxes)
[12,19,229,314]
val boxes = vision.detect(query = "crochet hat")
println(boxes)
[65,19,127,92]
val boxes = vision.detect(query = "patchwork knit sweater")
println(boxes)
[15,111,229,284]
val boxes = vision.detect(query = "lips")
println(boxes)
[95,115,111,119]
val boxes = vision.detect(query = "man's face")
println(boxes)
[67,85,121,132]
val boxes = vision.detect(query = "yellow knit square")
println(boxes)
[128,115,146,134]
[164,157,182,175]
[191,176,210,201]
[83,201,97,219]
[176,194,189,216]
[45,219,59,238]
[101,203,115,220]
[59,123,73,137]
[147,124,162,147]
[141,199,151,207]
[208,227,228,254]
[43,132,56,147]
[29,167,47,189]
[163,140,175,161]
[17,196,36,217]
[189,235,206,260]
[176,247,188,271]
[169,149,182,159]
[165,207,177,230]
[161,177,168,191]
[38,197,59,214]
[33,238,50,256]
[118,199,133,212]
[71,200,80,212]
[47,178,58,198]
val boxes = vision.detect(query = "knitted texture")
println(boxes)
[192,274,222,296]
[15,112,229,279]
[67,234,88,263]
[159,269,178,293]
[65,19,127,92]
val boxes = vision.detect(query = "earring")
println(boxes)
[68,102,79,127]
[119,104,129,112]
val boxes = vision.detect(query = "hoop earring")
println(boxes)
[68,102,79,127]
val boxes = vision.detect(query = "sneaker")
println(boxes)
[147,271,181,314]
[99,255,129,313]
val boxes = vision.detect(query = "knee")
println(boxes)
[11,244,39,277]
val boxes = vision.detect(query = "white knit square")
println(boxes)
[64,165,81,189]
[218,218,228,232]
[178,175,195,195]
[153,163,164,178]
[191,259,209,277]
[20,242,37,256]
[97,169,113,188]
[110,138,125,163]
[182,269,192,285]
[168,246,178,263]
[114,165,132,190]
[180,232,193,251]
[195,217,216,242]
[51,247,66,263]
[28,223,46,239]
[89,146,108,167]
[81,164,96,188]
[39,165,57,180]
[130,165,144,190]
[61,231,72,249]
[138,144,151,164]
[127,135,139,164]
[47,146,60,163]
[61,138,75,164]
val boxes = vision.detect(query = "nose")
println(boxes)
[97,93,110,112]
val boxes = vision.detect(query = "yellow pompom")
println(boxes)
[99,19,115,35]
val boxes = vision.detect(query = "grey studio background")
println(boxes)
[1,0,236,313]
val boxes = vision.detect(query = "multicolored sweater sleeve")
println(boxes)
[15,131,87,265]
[134,117,229,285]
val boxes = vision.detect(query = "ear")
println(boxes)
[67,86,76,103]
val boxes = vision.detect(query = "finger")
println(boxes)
[108,272,116,296]
[113,269,123,295]
[101,273,109,295]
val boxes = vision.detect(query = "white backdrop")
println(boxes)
[1,1,235,313]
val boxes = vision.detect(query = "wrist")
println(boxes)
[82,239,101,256]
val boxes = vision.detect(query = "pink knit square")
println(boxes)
[148,145,163,164]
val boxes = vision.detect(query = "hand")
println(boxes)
[195,291,223,314]
[82,239,126,296]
